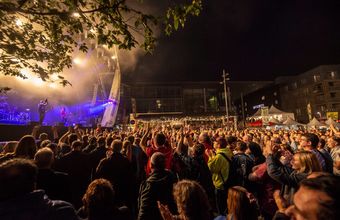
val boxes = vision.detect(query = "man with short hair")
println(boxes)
[138,152,177,220]
[54,140,91,208]
[35,147,71,202]
[327,136,340,175]
[300,133,328,172]
[96,140,134,208]
[0,158,78,220]
[140,125,172,176]
[207,137,233,215]
[283,175,340,220]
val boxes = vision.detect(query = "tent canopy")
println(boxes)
[307,117,325,127]
[325,118,340,128]
[283,116,303,126]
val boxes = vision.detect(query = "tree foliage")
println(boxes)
[0,0,202,86]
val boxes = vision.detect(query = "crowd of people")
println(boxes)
[0,122,339,220]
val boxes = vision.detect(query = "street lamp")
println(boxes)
[222,69,230,129]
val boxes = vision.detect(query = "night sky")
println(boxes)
[128,0,340,82]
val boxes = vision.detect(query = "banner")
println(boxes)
[327,112,338,120]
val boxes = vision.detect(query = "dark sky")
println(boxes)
[128,0,340,82]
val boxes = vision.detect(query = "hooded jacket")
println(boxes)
[137,169,177,220]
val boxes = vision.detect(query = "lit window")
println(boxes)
[261,96,265,100]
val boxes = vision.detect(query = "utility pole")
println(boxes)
[222,69,230,129]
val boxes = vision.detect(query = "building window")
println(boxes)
[313,75,321,82]
[330,71,337,79]
[292,82,298,89]
[284,86,289,91]
[296,108,301,116]
[275,100,278,104]
[261,96,265,100]
[301,78,307,84]
[244,102,247,107]
[273,92,277,96]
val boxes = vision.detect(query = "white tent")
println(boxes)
[283,116,303,126]
[250,105,295,122]
[269,117,281,124]
[307,117,325,127]
[325,118,340,128]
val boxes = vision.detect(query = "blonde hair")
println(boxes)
[295,151,321,174]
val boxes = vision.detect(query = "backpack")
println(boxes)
[218,152,233,190]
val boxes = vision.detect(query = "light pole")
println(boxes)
[222,69,230,129]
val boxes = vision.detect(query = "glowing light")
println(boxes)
[111,55,116,60]
[51,73,59,81]
[72,12,80,18]
[16,19,23,26]
[49,83,57,89]
[73,57,82,65]
[90,28,96,34]
[32,77,43,86]
[20,69,29,77]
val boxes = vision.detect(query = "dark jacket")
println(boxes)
[96,152,134,207]
[0,190,79,220]
[88,145,107,179]
[266,154,307,204]
[36,168,71,202]
[138,170,177,220]
[54,150,92,208]
[229,152,254,189]
[77,205,132,220]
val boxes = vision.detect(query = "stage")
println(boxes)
[0,124,71,142]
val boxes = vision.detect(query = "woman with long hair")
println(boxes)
[158,180,212,220]
[267,146,322,204]
[0,135,37,163]
[78,178,131,220]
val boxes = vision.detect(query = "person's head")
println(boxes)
[227,186,257,220]
[40,139,51,148]
[236,141,248,152]
[198,132,210,144]
[318,138,326,149]
[82,178,116,219]
[285,175,340,220]
[134,137,141,146]
[193,143,205,158]
[89,136,97,145]
[127,135,134,145]
[242,134,252,143]
[71,140,83,151]
[173,180,211,220]
[15,135,37,159]
[154,133,166,147]
[97,136,106,148]
[46,142,58,156]
[105,136,113,148]
[111,140,122,153]
[248,142,263,158]
[122,140,131,153]
[0,159,37,201]
[38,133,48,141]
[2,141,18,154]
[291,151,321,174]
[34,147,54,169]
[150,152,165,171]
[300,133,319,149]
[327,136,340,149]
[227,136,238,150]
[67,133,78,146]
[214,137,227,150]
